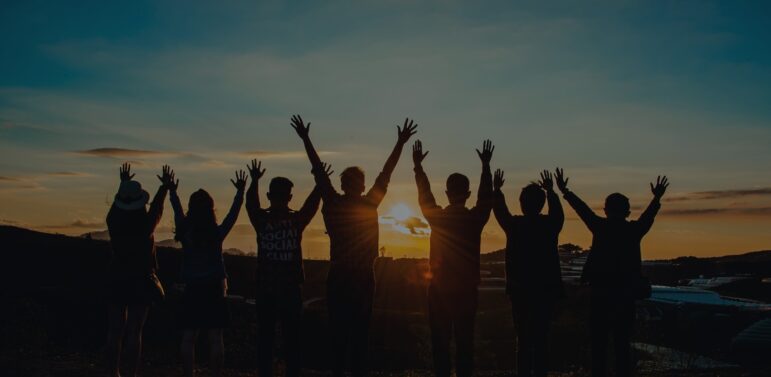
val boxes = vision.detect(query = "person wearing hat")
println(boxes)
[106,163,175,377]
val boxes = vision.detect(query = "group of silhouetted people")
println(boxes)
[105,115,669,377]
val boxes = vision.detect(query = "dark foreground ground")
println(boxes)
[1,226,770,376]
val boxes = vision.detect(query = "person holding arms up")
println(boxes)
[412,139,494,377]
[291,115,417,377]
[556,169,669,377]
[492,169,564,377]
[168,169,247,377]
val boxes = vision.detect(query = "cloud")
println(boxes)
[665,188,771,202]
[46,171,92,177]
[238,150,338,159]
[0,175,43,190]
[75,148,173,158]
[380,215,431,236]
[662,206,771,216]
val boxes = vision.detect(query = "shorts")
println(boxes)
[181,278,230,329]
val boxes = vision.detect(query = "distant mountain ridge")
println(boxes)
[10,224,771,263]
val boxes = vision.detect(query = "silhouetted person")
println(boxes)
[245,159,328,377]
[492,169,564,377]
[556,169,669,377]
[412,139,494,377]
[291,115,417,377]
[169,169,247,377]
[105,163,172,377]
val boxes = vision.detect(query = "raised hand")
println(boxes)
[119,162,135,182]
[156,165,178,191]
[290,114,311,140]
[476,139,494,164]
[320,162,334,177]
[247,159,266,180]
[539,170,554,192]
[231,170,248,191]
[494,169,505,191]
[397,118,418,145]
[650,175,669,199]
[412,140,429,165]
[555,167,569,193]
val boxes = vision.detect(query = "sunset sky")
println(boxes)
[2,1,771,259]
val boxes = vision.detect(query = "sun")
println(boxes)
[390,203,412,222]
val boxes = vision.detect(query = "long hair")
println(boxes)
[175,189,219,245]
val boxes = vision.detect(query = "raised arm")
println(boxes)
[538,170,564,232]
[366,118,418,205]
[556,167,600,232]
[382,118,418,178]
[637,175,668,235]
[297,185,323,229]
[219,170,247,239]
[473,140,494,219]
[245,159,267,229]
[291,114,337,200]
[169,187,186,229]
[492,169,513,229]
[412,140,440,219]
[147,165,175,232]
[107,164,130,229]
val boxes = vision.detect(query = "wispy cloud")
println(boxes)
[46,171,92,177]
[663,206,771,216]
[666,188,771,202]
[75,147,174,158]
[238,150,338,159]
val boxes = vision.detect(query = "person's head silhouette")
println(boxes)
[340,167,365,196]
[604,192,631,220]
[176,189,218,243]
[189,189,215,217]
[520,183,546,216]
[268,177,294,208]
[445,173,471,205]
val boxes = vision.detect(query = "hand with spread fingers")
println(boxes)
[476,139,494,165]
[290,114,311,140]
[539,170,554,192]
[247,159,266,181]
[231,170,248,191]
[320,162,334,177]
[650,175,669,200]
[555,167,569,194]
[494,169,505,192]
[157,165,178,191]
[120,162,135,182]
[412,140,429,166]
[397,118,418,145]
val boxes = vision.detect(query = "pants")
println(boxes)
[511,294,554,377]
[428,284,478,377]
[257,285,303,377]
[590,290,636,377]
[327,277,375,377]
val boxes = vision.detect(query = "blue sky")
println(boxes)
[2,1,771,258]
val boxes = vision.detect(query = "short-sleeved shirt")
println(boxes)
[319,172,389,285]
[253,208,316,290]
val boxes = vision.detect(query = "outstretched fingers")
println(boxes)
[398,118,418,142]
[321,162,334,176]
[290,114,311,137]
[247,159,266,179]
[494,168,505,189]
